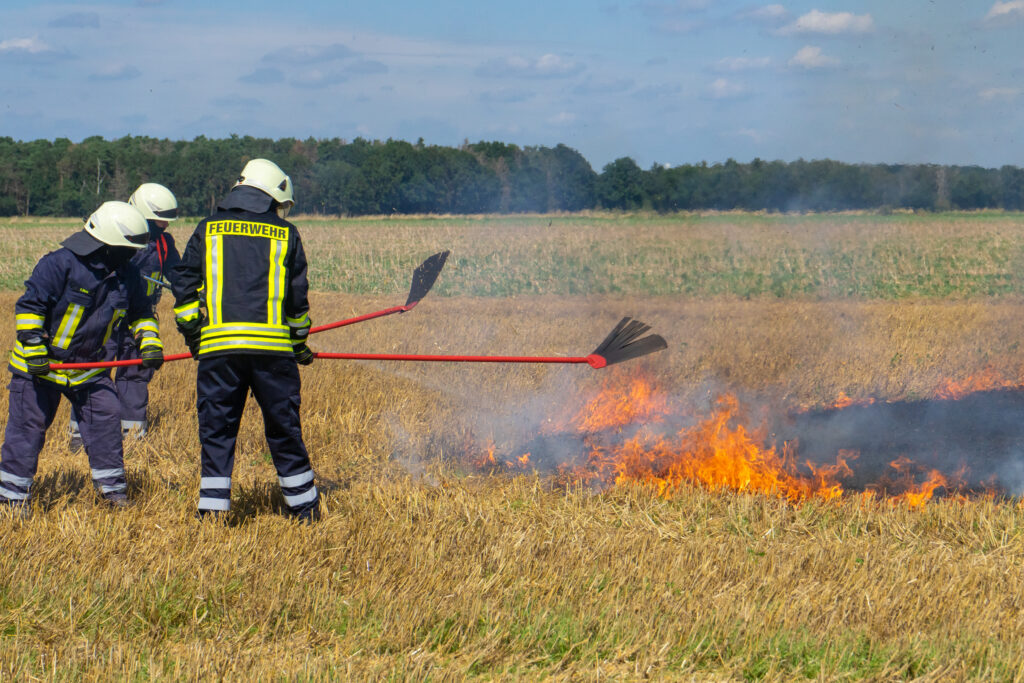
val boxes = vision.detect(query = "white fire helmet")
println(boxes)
[84,201,149,249]
[129,182,179,222]
[235,158,294,217]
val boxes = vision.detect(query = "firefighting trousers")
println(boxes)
[0,375,127,503]
[195,354,318,516]
[69,335,153,439]
[114,333,154,430]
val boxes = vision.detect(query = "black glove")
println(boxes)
[176,318,202,359]
[294,342,314,366]
[140,345,164,370]
[21,337,50,376]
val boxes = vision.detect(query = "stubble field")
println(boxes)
[2,213,1024,679]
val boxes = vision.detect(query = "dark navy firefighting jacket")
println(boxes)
[171,186,311,358]
[10,244,162,386]
[129,222,181,305]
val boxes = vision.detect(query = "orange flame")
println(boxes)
[565,394,849,502]
[550,372,670,434]
[468,373,991,507]
[933,367,1022,400]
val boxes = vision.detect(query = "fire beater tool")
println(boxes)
[312,316,667,369]
[142,274,172,289]
[308,250,449,334]
[49,250,451,371]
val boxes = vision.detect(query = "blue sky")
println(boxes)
[1,1,1023,170]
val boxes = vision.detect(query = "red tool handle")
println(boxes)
[48,304,415,371]
[307,304,411,334]
[314,352,607,368]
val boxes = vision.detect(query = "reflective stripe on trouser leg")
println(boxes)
[92,467,127,494]
[248,356,318,514]
[278,468,318,509]
[199,477,232,511]
[196,356,249,512]
[0,376,63,501]
[121,420,147,436]
[0,470,32,501]
[71,378,127,494]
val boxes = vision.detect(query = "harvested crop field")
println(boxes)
[2,213,1024,679]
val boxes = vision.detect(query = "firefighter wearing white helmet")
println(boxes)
[172,158,319,521]
[78,184,181,447]
[129,182,179,223]
[236,158,295,218]
[0,201,165,516]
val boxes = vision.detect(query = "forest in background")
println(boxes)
[2,134,1023,217]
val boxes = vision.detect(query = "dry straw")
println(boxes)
[0,215,1023,678]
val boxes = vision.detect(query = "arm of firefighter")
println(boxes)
[284,231,312,345]
[15,255,63,336]
[14,255,64,375]
[171,227,205,327]
[159,231,183,290]
[128,284,164,369]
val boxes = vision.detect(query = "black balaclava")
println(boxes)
[99,245,138,271]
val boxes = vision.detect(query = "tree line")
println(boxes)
[1,135,1023,217]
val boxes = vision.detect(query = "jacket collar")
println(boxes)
[217,185,274,214]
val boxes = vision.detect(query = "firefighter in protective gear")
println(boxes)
[0,202,164,514]
[171,158,319,521]
[69,183,181,448]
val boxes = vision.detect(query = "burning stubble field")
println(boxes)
[4,213,1024,679]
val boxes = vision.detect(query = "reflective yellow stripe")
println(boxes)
[205,233,223,325]
[286,312,310,327]
[13,341,46,357]
[201,323,290,341]
[268,238,287,325]
[146,270,160,297]
[15,313,45,331]
[131,318,159,336]
[102,309,125,346]
[53,304,84,350]
[174,302,200,322]
[138,337,163,350]
[8,348,106,386]
[198,338,295,354]
[198,322,292,355]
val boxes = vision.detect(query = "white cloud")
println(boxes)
[985,1,1024,20]
[0,36,52,53]
[548,111,577,125]
[788,45,839,69]
[783,10,874,34]
[0,36,72,63]
[476,54,584,79]
[980,86,1023,100]
[740,4,788,23]
[708,77,747,99]
[714,56,772,71]
[88,64,142,81]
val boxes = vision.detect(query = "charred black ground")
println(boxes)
[468,388,1024,499]
[772,388,1024,495]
